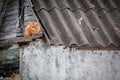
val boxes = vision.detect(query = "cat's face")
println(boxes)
[31,26,36,32]
[30,22,40,34]
[24,22,41,36]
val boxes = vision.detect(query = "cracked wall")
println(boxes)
[22,41,120,80]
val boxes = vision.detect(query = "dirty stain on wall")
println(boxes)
[22,41,120,80]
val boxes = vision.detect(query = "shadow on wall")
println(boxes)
[0,0,3,12]
[22,40,120,80]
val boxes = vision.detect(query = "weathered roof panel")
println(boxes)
[0,0,120,49]
[0,0,19,41]
[0,0,43,48]
[32,0,120,48]
[32,0,120,11]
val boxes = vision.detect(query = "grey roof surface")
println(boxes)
[32,0,120,49]
[0,0,120,49]
[32,0,120,11]
[0,0,19,40]
[0,0,42,48]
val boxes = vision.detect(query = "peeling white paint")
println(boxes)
[22,41,120,80]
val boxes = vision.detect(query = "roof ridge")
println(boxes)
[37,7,120,13]
[37,7,120,14]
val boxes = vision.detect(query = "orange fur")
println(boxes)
[11,73,20,80]
[24,22,41,37]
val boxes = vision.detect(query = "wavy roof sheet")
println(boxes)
[32,0,120,49]
[0,0,42,48]
[32,0,120,11]
[0,0,120,49]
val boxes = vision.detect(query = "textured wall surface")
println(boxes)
[22,41,120,80]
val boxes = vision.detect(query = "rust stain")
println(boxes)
[92,26,99,32]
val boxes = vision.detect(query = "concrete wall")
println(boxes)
[22,41,120,80]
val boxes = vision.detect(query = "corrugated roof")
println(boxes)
[0,0,43,48]
[32,0,120,11]
[32,0,120,48]
[0,0,120,49]
[0,0,19,40]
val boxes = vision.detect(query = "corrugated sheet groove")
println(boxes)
[98,10,120,46]
[0,0,19,41]
[38,10,64,45]
[60,9,84,45]
[4,9,18,17]
[2,14,18,21]
[32,0,120,12]
[113,0,120,10]
[49,9,78,45]
[89,0,120,11]
[85,10,113,46]
[24,0,37,26]
[75,10,102,46]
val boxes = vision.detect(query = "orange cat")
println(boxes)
[24,22,41,37]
